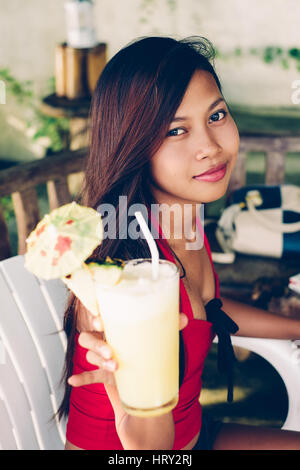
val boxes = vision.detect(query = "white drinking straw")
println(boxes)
[134,211,159,280]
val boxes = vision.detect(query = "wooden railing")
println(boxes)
[0,148,87,260]
[227,135,300,198]
[0,135,299,261]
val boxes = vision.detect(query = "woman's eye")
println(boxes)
[166,127,185,137]
[166,110,227,137]
[209,109,227,123]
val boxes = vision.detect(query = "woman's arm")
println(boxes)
[118,412,175,450]
[107,381,175,449]
[104,383,175,450]
[221,296,300,340]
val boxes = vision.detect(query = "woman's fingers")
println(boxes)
[76,301,104,332]
[68,370,98,387]
[179,312,188,330]
[93,315,104,331]
[70,330,117,387]
[79,330,110,357]
[78,330,118,370]
[86,349,117,372]
[68,368,116,387]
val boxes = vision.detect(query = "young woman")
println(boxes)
[58,35,300,450]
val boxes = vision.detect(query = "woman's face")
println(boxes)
[149,69,240,205]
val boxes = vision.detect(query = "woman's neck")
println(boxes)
[149,195,204,254]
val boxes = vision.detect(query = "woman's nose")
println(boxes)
[194,131,222,161]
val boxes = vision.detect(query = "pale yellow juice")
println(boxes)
[95,259,180,417]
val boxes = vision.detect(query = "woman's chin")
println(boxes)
[189,187,229,204]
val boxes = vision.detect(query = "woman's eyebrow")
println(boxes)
[171,97,225,122]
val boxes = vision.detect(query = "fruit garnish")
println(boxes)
[62,257,124,317]
[86,258,123,286]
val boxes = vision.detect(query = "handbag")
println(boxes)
[210,184,300,264]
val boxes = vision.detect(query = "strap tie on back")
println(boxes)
[205,298,239,403]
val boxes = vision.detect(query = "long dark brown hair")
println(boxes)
[57,35,222,420]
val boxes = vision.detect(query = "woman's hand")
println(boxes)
[67,312,189,388]
[68,328,118,387]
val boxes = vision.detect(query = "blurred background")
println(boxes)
[0,0,300,432]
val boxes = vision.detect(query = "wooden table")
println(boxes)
[205,221,300,317]
[40,93,91,150]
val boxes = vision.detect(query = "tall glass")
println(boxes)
[95,258,180,417]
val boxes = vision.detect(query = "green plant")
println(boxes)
[215,46,300,71]
[0,195,14,223]
[137,1,298,71]
[139,0,177,23]
[0,68,33,103]
[29,108,70,155]
[0,68,70,154]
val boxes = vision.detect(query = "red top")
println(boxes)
[66,215,219,450]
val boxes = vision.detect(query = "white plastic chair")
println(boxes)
[226,335,300,431]
[0,255,69,450]
[1,256,300,450]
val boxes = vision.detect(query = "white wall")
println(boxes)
[0,0,299,162]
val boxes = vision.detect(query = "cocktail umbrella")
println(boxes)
[25,201,103,280]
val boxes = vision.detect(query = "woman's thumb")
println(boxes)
[179,312,188,330]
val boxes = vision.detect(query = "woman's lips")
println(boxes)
[193,163,227,182]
